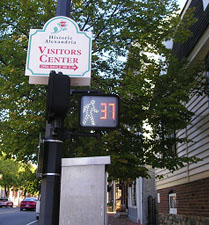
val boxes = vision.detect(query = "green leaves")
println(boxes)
[0,156,39,196]
[0,0,205,181]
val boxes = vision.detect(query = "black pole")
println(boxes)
[39,74,71,225]
[39,134,63,225]
[56,0,71,17]
[38,2,71,224]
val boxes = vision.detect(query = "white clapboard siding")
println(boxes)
[156,166,188,178]
[188,113,209,136]
[189,154,209,169]
[188,137,209,157]
[187,95,206,112]
[156,93,209,190]
[189,163,209,176]
[176,132,187,157]
[187,126,209,147]
[157,167,189,187]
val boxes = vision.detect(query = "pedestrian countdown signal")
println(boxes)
[80,95,119,129]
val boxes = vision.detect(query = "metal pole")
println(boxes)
[56,0,71,17]
[38,2,72,224]
[39,137,63,225]
[39,120,64,225]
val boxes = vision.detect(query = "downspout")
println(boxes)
[141,178,144,225]
[185,127,190,183]
[137,178,143,225]
[113,181,116,212]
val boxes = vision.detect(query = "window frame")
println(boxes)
[128,181,137,207]
[169,193,177,214]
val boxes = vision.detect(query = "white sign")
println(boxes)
[25,16,92,86]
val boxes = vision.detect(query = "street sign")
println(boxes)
[25,16,92,86]
[80,95,119,129]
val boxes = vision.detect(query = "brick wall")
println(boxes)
[157,177,209,217]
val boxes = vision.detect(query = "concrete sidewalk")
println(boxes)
[108,213,139,225]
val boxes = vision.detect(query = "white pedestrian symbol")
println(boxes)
[83,100,99,125]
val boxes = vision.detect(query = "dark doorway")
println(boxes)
[147,196,157,225]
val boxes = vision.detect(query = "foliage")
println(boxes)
[0,156,39,196]
[0,157,20,196]
[18,164,41,196]
[0,0,206,181]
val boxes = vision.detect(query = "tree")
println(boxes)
[0,157,20,196]
[18,164,41,196]
[0,0,205,180]
[0,156,40,196]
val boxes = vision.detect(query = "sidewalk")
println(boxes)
[108,213,139,225]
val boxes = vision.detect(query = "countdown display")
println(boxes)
[79,94,119,129]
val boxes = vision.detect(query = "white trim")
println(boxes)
[180,0,209,17]
[136,178,143,224]
[188,26,209,63]
[169,208,177,214]
[181,0,193,19]
[128,186,131,207]
[62,156,110,166]
[157,193,160,203]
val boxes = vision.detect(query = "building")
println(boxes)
[107,167,157,225]
[128,167,157,225]
[156,0,209,224]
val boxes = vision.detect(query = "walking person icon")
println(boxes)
[82,100,99,126]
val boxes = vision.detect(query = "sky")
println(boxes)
[177,0,187,9]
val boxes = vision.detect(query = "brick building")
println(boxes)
[156,0,209,224]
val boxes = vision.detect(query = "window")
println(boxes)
[128,181,137,207]
[131,182,137,206]
[169,193,177,214]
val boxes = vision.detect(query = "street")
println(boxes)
[0,207,38,225]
